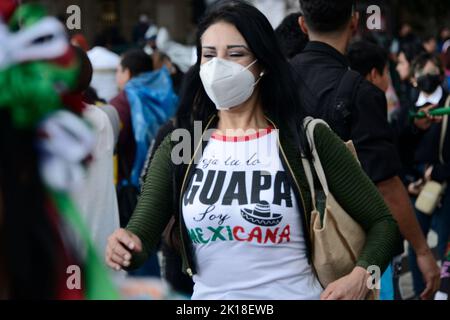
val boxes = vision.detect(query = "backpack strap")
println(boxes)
[332,69,363,140]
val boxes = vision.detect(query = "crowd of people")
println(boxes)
[1,0,450,300]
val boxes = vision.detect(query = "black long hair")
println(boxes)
[176,0,309,155]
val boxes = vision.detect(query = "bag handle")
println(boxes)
[302,117,331,196]
[301,156,317,211]
[439,95,450,165]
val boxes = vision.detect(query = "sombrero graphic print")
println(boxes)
[241,201,283,226]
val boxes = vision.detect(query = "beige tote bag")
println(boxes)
[301,118,366,288]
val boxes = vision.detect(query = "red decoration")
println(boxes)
[61,93,86,115]
[53,47,76,67]
[0,0,18,23]
[45,197,85,300]
[71,34,90,52]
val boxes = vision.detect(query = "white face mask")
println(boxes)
[200,57,262,110]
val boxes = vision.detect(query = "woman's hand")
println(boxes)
[320,267,371,300]
[105,228,143,271]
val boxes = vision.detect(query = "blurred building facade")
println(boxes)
[33,0,195,48]
[30,0,450,50]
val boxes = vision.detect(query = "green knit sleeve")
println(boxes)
[125,135,174,270]
[313,124,401,272]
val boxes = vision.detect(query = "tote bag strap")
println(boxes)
[301,156,317,211]
[303,117,331,196]
[301,118,317,211]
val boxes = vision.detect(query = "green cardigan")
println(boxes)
[126,118,401,277]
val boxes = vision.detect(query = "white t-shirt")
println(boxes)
[183,128,323,300]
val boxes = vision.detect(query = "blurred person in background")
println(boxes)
[134,54,188,295]
[133,14,151,47]
[348,41,395,300]
[151,50,185,95]
[348,41,390,93]
[393,43,428,187]
[69,46,121,263]
[422,35,438,55]
[406,54,450,300]
[87,46,121,102]
[396,42,426,113]
[390,22,421,61]
[398,23,421,51]
[112,49,154,193]
[438,27,450,53]
[275,12,309,59]
[70,35,107,106]
[444,46,450,91]
[112,49,155,279]
[111,48,178,278]
[155,27,197,73]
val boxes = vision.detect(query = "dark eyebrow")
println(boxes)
[201,45,250,50]
[227,45,249,50]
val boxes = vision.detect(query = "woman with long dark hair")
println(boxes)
[106,0,400,300]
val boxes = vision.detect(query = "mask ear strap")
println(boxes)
[254,70,265,86]
[244,59,258,70]
[245,59,264,86]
